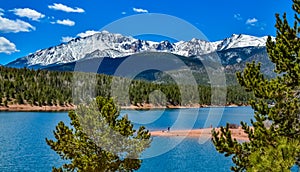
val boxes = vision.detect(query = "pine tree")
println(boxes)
[46,96,151,171]
[4,99,8,107]
[16,94,24,105]
[212,0,300,171]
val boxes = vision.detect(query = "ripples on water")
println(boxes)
[138,138,233,172]
[0,107,297,172]
[0,112,70,172]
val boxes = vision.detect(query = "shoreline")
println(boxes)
[0,104,75,112]
[150,127,249,141]
[0,103,248,112]
[121,103,246,110]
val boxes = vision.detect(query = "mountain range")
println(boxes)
[6,31,275,82]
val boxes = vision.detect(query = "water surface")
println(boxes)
[0,107,258,171]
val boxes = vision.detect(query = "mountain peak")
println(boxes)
[100,30,110,34]
[231,33,241,37]
[217,34,268,51]
[6,31,270,67]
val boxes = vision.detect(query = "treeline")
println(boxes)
[0,67,72,106]
[0,66,253,107]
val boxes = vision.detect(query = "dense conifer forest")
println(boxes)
[0,66,252,107]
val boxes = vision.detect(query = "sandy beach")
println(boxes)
[150,127,249,141]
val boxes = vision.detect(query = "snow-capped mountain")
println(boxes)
[217,34,270,51]
[6,31,272,68]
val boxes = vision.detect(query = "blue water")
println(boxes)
[121,106,253,131]
[0,112,70,172]
[139,138,233,172]
[122,107,253,172]
[0,107,296,171]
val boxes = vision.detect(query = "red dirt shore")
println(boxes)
[120,103,243,110]
[0,103,246,111]
[0,104,76,112]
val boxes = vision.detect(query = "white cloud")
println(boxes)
[0,16,35,33]
[246,18,258,26]
[48,3,85,13]
[10,8,45,21]
[234,13,242,21]
[56,19,75,26]
[0,8,4,16]
[61,36,74,43]
[133,8,148,13]
[0,37,19,54]
[121,12,126,15]
[77,30,100,38]
[61,30,100,42]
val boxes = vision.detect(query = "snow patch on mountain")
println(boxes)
[217,34,269,50]
[7,31,273,67]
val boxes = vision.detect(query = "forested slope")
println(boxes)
[0,66,252,108]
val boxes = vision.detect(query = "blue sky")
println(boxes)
[0,0,295,65]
